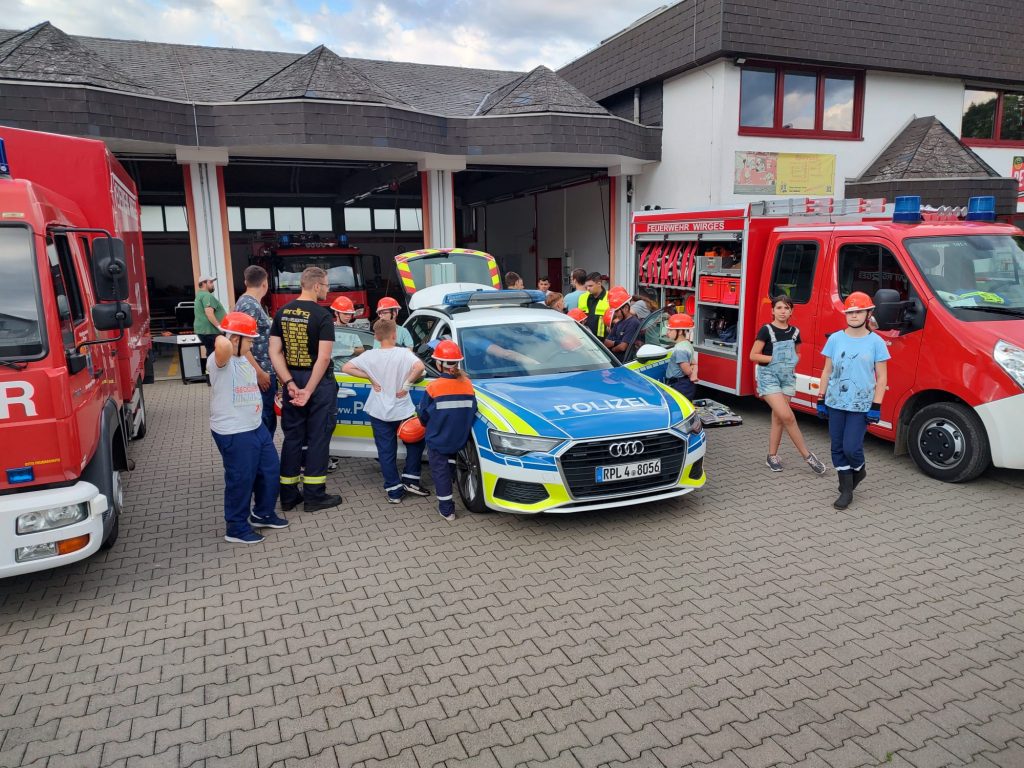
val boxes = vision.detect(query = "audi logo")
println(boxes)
[608,440,645,458]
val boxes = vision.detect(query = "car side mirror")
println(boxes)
[92,301,133,332]
[636,343,669,363]
[92,237,129,301]
[872,289,903,331]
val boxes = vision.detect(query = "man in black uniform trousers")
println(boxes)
[269,266,342,513]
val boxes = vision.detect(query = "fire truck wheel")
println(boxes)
[455,439,490,514]
[131,385,148,440]
[100,469,123,550]
[907,402,990,483]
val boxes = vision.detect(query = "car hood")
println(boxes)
[474,368,685,440]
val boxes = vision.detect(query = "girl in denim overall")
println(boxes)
[750,295,827,474]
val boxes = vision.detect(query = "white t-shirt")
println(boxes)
[208,355,263,435]
[353,347,420,422]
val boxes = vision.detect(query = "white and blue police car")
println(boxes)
[331,286,706,514]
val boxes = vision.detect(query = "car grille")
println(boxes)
[493,479,549,505]
[559,433,687,499]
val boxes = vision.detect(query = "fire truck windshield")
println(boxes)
[273,256,363,293]
[0,226,45,360]
[905,235,1024,319]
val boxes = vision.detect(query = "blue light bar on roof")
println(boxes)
[893,196,922,223]
[965,196,996,222]
[443,289,546,307]
[278,234,292,247]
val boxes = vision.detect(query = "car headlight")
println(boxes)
[488,430,563,456]
[672,411,703,435]
[16,504,88,535]
[995,340,1024,391]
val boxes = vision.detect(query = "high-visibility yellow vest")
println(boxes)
[578,290,610,337]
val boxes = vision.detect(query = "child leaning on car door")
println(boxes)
[416,340,477,522]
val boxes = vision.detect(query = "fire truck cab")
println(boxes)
[633,196,1024,482]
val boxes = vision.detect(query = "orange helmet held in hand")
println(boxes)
[843,292,875,312]
[397,417,426,443]
[219,312,259,337]
[667,313,694,330]
[567,308,587,323]
[331,295,355,314]
[602,309,614,328]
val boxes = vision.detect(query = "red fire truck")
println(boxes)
[0,127,151,577]
[252,233,368,318]
[633,196,1024,482]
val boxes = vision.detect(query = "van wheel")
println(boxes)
[455,439,489,513]
[907,402,990,483]
[100,469,123,550]
[131,385,147,440]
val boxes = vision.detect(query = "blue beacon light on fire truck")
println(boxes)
[965,196,996,222]
[893,196,922,224]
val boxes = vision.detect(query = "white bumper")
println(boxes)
[975,393,1024,470]
[0,481,108,578]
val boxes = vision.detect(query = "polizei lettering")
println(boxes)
[553,397,652,416]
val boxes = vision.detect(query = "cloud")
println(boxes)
[2,0,669,71]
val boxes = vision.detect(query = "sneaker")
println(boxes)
[224,531,265,544]
[766,454,783,472]
[403,483,430,497]
[327,457,340,473]
[249,514,290,529]
[805,452,828,475]
[386,494,404,504]
[304,494,342,513]
[439,509,456,522]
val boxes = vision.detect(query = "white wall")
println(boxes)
[482,196,534,283]
[635,63,969,210]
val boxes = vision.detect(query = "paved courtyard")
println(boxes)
[2,380,1023,768]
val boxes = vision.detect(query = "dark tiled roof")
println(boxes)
[476,66,607,116]
[857,116,999,182]
[0,24,600,120]
[0,22,152,94]
[237,45,406,105]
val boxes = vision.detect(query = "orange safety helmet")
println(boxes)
[330,295,355,314]
[667,313,694,330]
[219,312,259,337]
[377,296,401,312]
[432,339,464,362]
[843,291,875,312]
[567,308,587,323]
[397,417,426,444]
[602,309,614,328]
[607,285,631,312]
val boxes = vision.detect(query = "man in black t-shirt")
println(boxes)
[270,267,341,513]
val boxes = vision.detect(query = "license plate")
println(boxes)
[595,459,662,483]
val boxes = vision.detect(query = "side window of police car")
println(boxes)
[837,243,912,303]
[625,309,669,362]
[407,315,438,353]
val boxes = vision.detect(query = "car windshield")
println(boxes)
[905,235,1024,319]
[0,226,45,360]
[407,253,493,288]
[457,319,616,379]
[274,256,363,292]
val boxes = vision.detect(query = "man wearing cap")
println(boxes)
[194,276,227,374]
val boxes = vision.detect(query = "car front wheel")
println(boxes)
[455,438,489,513]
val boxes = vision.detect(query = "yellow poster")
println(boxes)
[776,153,836,195]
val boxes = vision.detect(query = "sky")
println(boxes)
[4,0,672,71]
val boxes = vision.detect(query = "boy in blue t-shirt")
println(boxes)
[817,292,890,510]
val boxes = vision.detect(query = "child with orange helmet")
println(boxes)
[664,313,698,399]
[818,291,890,509]
[210,312,288,543]
[416,340,477,522]
[373,296,415,348]
[330,295,365,373]
[602,286,640,361]
[750,295,827,476]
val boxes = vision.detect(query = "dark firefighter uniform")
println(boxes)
[270,298,338,507]
[416,372,477,517]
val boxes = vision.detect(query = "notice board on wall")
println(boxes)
[734,151,836,195]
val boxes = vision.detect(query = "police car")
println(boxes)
[331,285,706,514]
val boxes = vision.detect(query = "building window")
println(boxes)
[962,88,1024,145]
[399,208,423,231]
[303,207,333,231]
[163,206,188,232]
[244,207,271,230]
[345,208,372,231]
[374,209,397,230]
[140,205,164,232]
[739,64,863,139]
[227,207,243,232]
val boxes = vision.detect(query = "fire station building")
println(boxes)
[2,1,1023,319]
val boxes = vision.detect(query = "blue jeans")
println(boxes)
[260,371,277,436]
[212,426,281,536]
[827,407,868,472]
[369,416,425,499]
[429,450,457,515]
